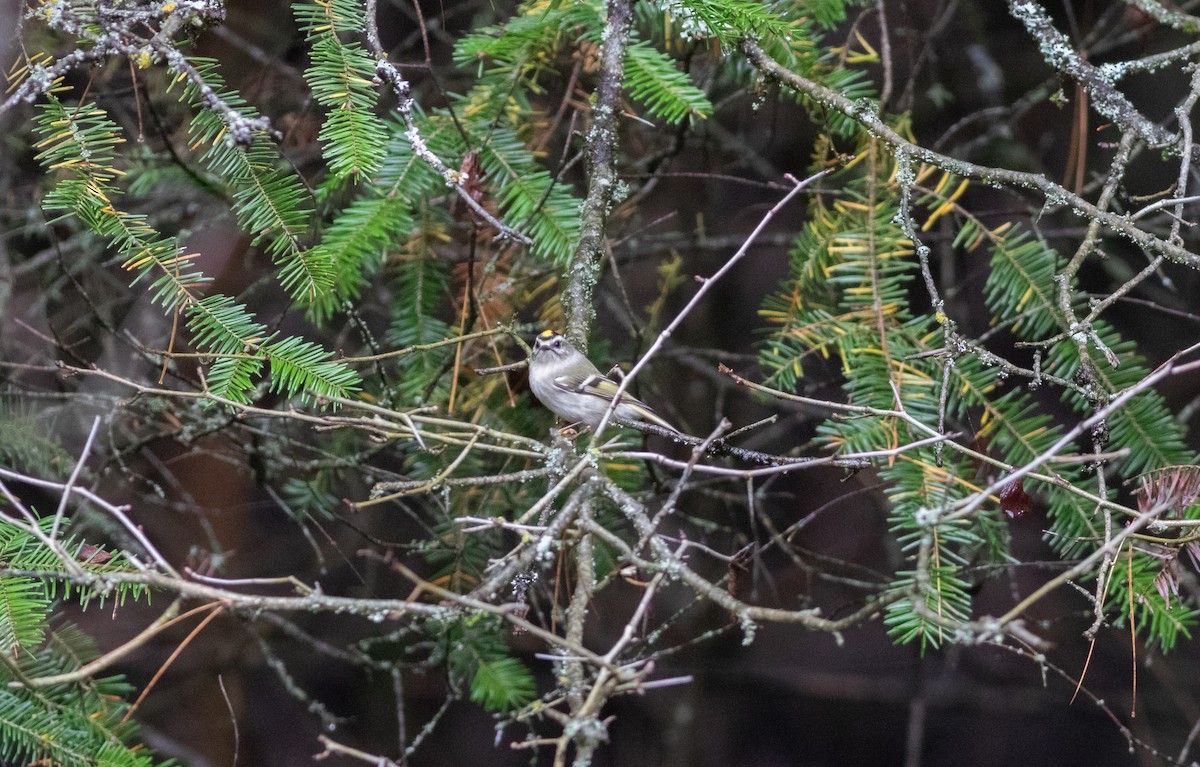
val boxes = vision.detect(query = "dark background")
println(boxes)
[4,0,1200,765]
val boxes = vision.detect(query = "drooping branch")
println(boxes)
[1007,0,1176,148]
[362,0,530,245]
[739,39,1200,271]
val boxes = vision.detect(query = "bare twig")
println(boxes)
[590,169,829,442]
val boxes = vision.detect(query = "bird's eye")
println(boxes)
[553,340,561,348]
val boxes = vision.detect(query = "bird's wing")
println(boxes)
[556,373,678,433]
[554,372,618,400]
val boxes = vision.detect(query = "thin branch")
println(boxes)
[49,415,100,541]
[589,169,828,442]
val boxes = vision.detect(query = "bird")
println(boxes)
[526,329,680,435]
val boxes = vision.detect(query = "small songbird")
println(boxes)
[527,330,680,435]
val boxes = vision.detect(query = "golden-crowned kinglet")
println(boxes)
[528,330,680,435]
